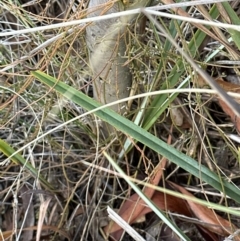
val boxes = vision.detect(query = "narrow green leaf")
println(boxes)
[104,151,190,241]
[221,2,240,50]
[32,70,240,203]
[142,4,220,130]
[0,139,54,190]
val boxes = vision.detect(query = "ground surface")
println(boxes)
[1,1,240,241]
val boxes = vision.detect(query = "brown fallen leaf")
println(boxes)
[109,181,239,241]
[218,98,240,133]
[216,77,240,94]
[105,157,169,240]
[195,76,240,133]
[214,77,240,133]
[151,185,220,241]
[168,181,240,240]
[105,128,173,240]
[110,190,191,241]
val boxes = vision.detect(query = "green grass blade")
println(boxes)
[32,70,240,203]
[104,151,190,241]
[221,2,240,50]
[0,139,54,190]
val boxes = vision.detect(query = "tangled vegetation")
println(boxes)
[1,0,240,240]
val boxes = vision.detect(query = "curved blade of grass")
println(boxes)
[104,151,190,241]
[0,139,54,190]
[32,70,240,203]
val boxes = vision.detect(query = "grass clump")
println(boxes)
[1,1,240,241]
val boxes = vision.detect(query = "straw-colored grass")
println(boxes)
[1,0,240,240]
